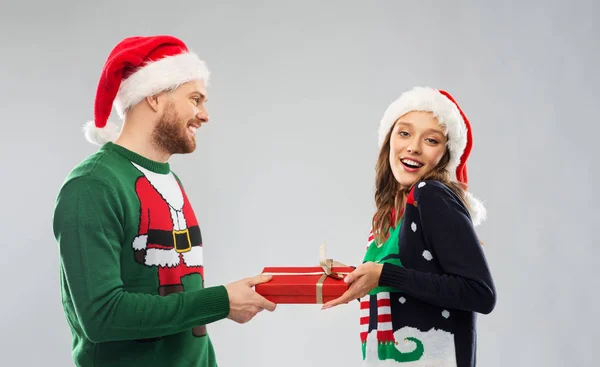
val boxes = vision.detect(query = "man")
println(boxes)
[52,35,276,367]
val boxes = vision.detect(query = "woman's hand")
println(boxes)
[321,262,383,309]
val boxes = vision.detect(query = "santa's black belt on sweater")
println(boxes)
[146,226,202,252]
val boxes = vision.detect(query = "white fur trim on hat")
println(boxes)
[83,120,121,145]
[378,86,467,181]
[113,51,210,119]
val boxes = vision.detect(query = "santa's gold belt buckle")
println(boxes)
[172,229,192,253]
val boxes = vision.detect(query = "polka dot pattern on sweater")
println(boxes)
[422,250,433,261]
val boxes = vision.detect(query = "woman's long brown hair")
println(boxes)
[371,124,470,245]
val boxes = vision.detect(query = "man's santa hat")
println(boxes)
[378,86,487,226]
[83,35,210,145]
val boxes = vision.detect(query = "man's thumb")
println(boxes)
[248,274,273,286]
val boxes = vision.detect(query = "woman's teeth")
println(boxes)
[401,158,423,168]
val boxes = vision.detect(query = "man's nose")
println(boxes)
[196,108,209,123]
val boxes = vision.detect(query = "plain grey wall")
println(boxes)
[1,0,598,366]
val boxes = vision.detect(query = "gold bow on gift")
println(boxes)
[319,241,349,279]
[315,241,352,303]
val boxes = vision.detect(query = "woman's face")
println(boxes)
[388,111,448,188]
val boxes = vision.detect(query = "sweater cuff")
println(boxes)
[195,285,230,321]
[378,262,410,289]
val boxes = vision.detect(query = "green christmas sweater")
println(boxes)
[52,142,230,367]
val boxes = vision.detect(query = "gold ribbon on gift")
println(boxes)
[319,241,350,278]
[316,241,351,303]
[263,242,351,304]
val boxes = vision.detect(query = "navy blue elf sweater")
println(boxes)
[359,180,496,367]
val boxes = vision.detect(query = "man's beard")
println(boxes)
[151,102,196,155]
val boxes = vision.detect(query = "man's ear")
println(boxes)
[145,94,161,113]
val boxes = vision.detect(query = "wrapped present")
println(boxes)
[255,242,355,304]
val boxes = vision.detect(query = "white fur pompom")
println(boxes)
[83,120,121,145]
[464,191,487,227]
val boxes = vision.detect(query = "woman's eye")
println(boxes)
[426,138,438,144]
[399,131,409,137]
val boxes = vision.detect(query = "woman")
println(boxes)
[322,86,496,367]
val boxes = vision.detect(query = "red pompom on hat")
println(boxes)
[83,35,210,145]
[378,86,487,226]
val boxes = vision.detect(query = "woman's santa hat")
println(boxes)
[83,35,210,145]
[378,86,487,226]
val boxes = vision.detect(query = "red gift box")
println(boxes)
[255,265,355,304]
[255,242,355,304]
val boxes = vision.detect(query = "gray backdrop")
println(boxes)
[1,0,598,366]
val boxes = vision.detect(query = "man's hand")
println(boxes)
[225,274,277,324]
[321,262,383,309]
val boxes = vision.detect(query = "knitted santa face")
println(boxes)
[83,35,211,147]
[378,86,487,226]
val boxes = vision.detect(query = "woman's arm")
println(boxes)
[378,181,497,314]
